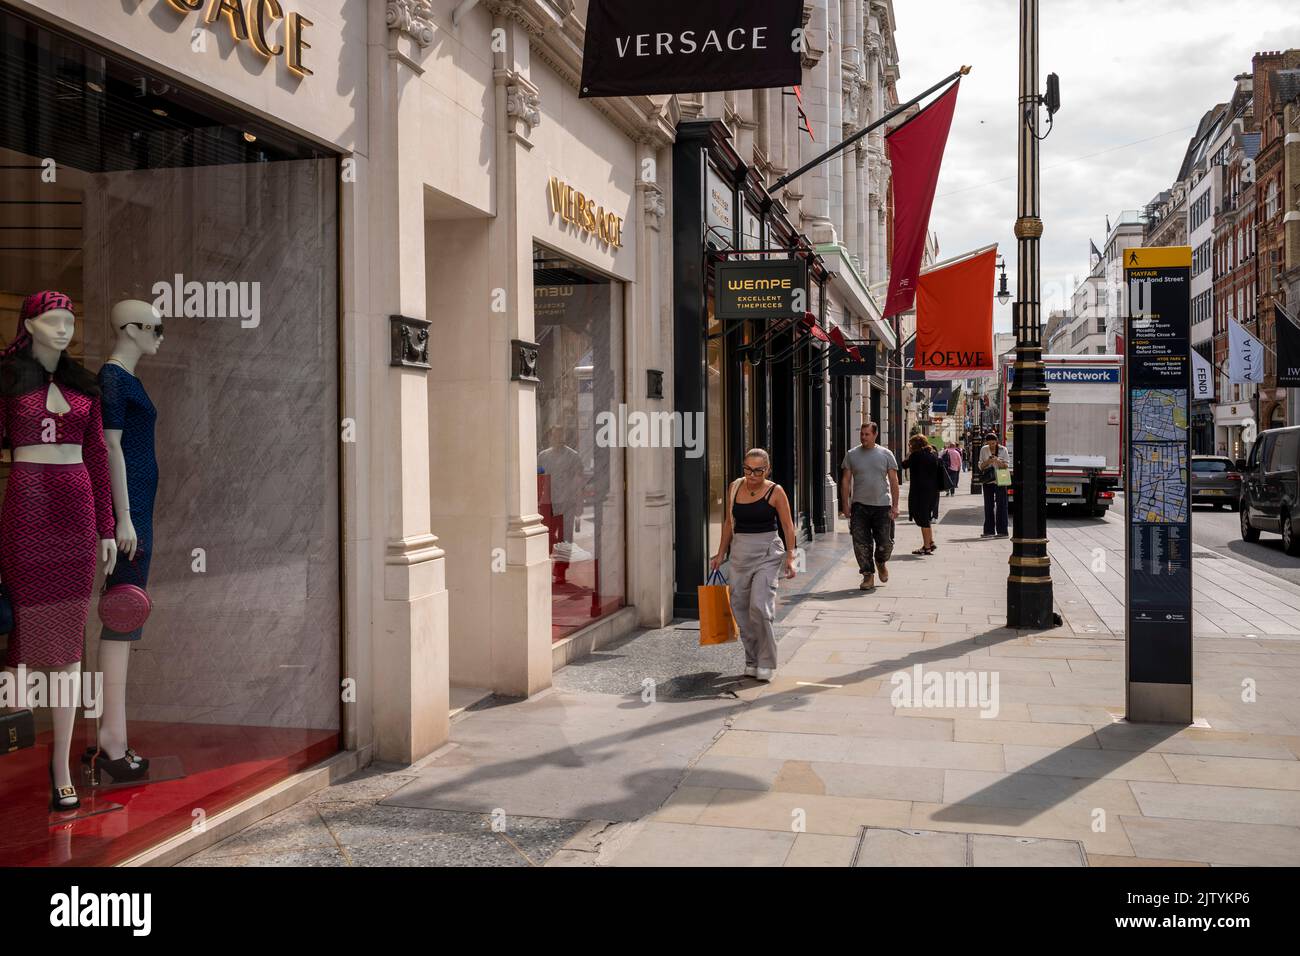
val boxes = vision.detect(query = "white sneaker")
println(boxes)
[756,668,774,682]
[744,666,758,678]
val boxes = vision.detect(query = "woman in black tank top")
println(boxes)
[708,449,799,682]
[731,483,779,533]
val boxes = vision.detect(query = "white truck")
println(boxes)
[999,354,1123,517]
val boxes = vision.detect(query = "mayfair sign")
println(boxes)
[162,0,313,77]
[548,177,625,249]
[579,0,802,98]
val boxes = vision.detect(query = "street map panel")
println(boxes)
[1131,443,1188,523]
[1131,388,1188,442]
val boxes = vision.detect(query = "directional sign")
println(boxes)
[1123,246,1193,725]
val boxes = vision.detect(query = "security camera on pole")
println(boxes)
[1007,0,1060,629]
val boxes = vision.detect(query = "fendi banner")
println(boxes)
[579,0,803,98]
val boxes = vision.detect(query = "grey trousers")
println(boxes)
[728,532,785,670]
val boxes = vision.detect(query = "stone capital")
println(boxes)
[386,0,435,49]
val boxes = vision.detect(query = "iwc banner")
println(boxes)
[579,0,803,98]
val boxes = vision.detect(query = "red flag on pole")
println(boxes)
[828,325,862,361]
[915,246,996,373]
[883,82,961,318]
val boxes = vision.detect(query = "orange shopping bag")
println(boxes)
[698,568,739,645]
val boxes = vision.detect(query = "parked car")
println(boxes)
[1240,425,1300,555]
[1191,455,1243,511]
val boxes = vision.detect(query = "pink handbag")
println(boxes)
[99,584,153,633]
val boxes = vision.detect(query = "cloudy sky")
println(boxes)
[892,0,1299,332]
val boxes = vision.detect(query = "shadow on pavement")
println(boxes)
[391,625,1033,822]
[931,720,1183,826]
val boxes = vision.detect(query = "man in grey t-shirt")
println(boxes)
[839,422,900,589]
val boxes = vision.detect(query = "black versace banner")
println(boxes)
[579,0,803,98]
[1276,304,1300,388]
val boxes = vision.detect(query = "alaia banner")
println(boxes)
[579,0,803,98]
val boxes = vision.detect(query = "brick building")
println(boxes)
[1253,50,1300,430]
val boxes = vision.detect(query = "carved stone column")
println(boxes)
[628,132,675,627]
[487,6,552,697]
[799,1,835,243]
[368,0,449,762]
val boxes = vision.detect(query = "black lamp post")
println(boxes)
[1007,0,1059,629]
[997,256,1012,305]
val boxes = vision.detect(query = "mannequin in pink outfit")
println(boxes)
[1,293,117,811]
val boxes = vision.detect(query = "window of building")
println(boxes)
[533,245,627,643]
[0,9,340,866]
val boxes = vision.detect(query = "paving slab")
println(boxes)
[1130,780,1300,827]
[606,821,797,867]
[969,833,1088,867]
[1120,815,1300,866]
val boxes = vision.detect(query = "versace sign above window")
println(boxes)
[579,0,803,98]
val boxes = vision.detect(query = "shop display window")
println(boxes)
[0,11,339,865]
[533,244,625,641]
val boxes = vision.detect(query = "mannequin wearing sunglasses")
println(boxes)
[85,299,163,782]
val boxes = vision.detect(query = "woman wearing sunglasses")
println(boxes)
[709,448,797,682]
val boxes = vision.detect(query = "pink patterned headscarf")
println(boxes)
[4,290,74,358]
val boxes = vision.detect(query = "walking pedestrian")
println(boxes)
[839,422,900,590]
[979,432,1010,538]
[710,448,797,682]
[903,435,944,555]
[924,441,942,520]
[941,441,963,495]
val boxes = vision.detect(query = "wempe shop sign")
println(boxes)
[579,0,803,98]
[715,259,806,321]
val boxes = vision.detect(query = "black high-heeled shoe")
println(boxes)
[82,745,149,774]
[82,747,150,784]
[49,763,80,813]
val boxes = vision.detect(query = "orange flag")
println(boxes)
[915,246,996,373]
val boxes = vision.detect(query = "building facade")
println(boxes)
[0,0,363,865]
[1253,51,1300,433]
[1211,98,1261,457]
[0,0,907,865]
[670,0,902,613]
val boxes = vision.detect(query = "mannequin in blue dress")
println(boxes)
[86,299,161,781]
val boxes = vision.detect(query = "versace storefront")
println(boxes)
[0,0,361,866]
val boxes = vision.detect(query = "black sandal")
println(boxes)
[911,546,928,555]
[83,745,149,773]
[49,763,80,813]
[923,544,938,554]
[82,748,149,784]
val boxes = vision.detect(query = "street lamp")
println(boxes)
[1007,0,1059,629]
[996,256,1012,305]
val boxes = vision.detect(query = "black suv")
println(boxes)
[1240,425,1300,555]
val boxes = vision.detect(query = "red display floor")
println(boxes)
[0,721,338,866]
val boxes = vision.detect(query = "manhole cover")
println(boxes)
[852,827,1086,867]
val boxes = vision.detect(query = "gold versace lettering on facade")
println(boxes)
[161,0,312,78]
[547,176,624,249]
